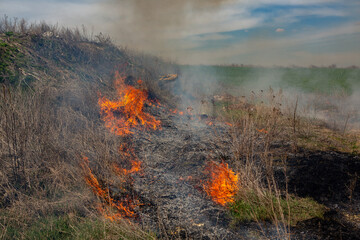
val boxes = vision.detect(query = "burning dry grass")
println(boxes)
[98,71,161,136]
[0,78,156,238]
[81,156,140,220]
[208,89,335,237]
[203,161,239,206]
[81,72,162,222]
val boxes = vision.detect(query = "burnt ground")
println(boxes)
[132,112,271,239]
[285,151,360,240]
[128,108,360,239]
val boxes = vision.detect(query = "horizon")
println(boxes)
[1,0,359,67]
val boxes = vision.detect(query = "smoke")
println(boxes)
[98,1,360,130]
[99,0,234,56]
[176,65,360,130]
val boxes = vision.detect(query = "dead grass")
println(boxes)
[213,88,348,239]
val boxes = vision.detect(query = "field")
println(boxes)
[180,65,360,95]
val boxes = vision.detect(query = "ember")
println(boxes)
[98,71,161,136]
[203,161,239,206]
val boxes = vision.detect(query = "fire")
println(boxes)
[170,109,184,116]
[225,122,233,127]
[257,128,268,134]
[98,71,161,136]
[116,142,142,176]
[113,160,141,176]
[203,161,239,206]
[81,156,138,220]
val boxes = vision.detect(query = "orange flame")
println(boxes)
[206,121,214,126]
[257,128,268,134]
[225,122,233,127]
[98,71,161,136]
[113,160,141,176]
[116,142,142,176]
[81,156,138,220]
[203,161,239,206]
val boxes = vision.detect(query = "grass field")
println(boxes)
[180,65,360,95]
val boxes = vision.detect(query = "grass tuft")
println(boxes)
[229,190,326,226]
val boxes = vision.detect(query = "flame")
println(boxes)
[203,161,239,206]
[115,142,142,176]
[170,109,184,116]
[206,121,214,126]
[225,122,233,127]
[98,71,161,136]
[257,128,268,134]
[113,160,141,176]
[81,156,138,220]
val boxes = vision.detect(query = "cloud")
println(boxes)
[190,33,231,41]
[276,28,285,32]
[173,22,360,66]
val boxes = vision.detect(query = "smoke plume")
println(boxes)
[100,0,233,56]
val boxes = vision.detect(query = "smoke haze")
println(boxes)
[99,0,235,57]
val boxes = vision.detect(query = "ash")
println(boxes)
[132,110,264,239]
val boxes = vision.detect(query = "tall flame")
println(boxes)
[203,161,239,206]
[98,71,161,136]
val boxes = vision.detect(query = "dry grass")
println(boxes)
[0,73,156,239]
[213,88,346,239]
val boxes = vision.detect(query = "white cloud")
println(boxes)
[190,33,231,41]
[173,23,360,66]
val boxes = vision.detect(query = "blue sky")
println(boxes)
[1,0,359,66]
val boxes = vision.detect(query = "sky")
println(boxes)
[1,0,359,66]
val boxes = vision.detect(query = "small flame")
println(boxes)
[98,71,161,136]
[257,128,268,134]
[81,156,138,220]
[225,122,233,127]
[113,160,141,176]
[116,142,142,176]
[203,161,239,206]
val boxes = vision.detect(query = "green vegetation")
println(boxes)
[181,65,360,95]
[0,212,155,240]
[297,127,360,154]
[0,36,27,85]
[229,191,326,226]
